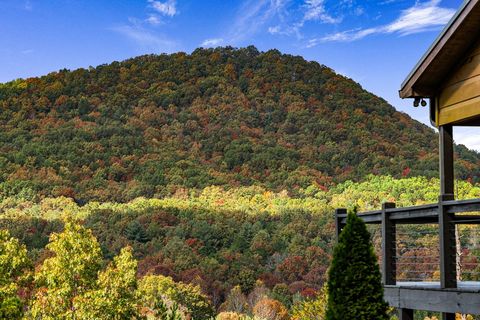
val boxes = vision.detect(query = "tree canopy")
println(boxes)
[0,47,478,202]
[0,176,479,318]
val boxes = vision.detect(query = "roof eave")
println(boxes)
[399,0,476,99]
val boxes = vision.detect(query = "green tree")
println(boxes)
[151,299,183,320]
[326,210,388,320]
[74,247,141,319]
[271,283,291,308]
[124,220,150,243]
[29,222,103,319]
[0,230,31,320]
[138,274,214,320]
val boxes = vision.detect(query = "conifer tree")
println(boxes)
[326,210,388,320]
[124,220,150,243]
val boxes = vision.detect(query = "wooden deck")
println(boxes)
[335,198,480,316]
[385,282,480,314]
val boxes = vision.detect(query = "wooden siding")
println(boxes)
[438,40,480,125]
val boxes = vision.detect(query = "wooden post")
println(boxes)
[335,208,347,240]
[439,193,456,320]
[439,125,454,196]
[382,202,396,285]
[399,308,414,320]
[439,124,456,320]
[441,313,456,320]
[439,193,456,288]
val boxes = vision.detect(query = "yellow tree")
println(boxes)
[0,230,31,320]
[138,274,214,320]
[29,223,102,319]
[291,287,327,320]
[74,247,141,319]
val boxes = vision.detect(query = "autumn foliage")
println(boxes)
[0,47,479,203]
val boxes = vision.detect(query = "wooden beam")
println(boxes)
[446,198,480,213]
[382,202,396,285]
[340,198,480,225]
[439,95,480,126]
[384,286,480,314]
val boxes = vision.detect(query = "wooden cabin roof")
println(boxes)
[399,0,480,98]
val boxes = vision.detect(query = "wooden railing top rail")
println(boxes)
[336,198,480,225]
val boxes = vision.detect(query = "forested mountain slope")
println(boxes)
[0,46,478,202]
[3,176,480,316]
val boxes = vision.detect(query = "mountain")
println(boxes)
[0,46,478,202]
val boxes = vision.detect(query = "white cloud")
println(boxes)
[111,25,176,51]
[379,0,398,4]
[225,0,289,44]
[148,0,177,17]
[309,27,376,46]
[303,0,341,24]
[201,38,223,47]
[268,26,282,34]
[145,15,162,26]
[312,0,455,44]
[112,1,179,52]
[205,0,338,45]
[384,0,454,35]
[268,0,340,39]
[354,6,365,16]
[454,127,480,152]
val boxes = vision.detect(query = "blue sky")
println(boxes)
[1,0,478,150]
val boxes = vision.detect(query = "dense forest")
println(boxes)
[0,46,479,203]
[1,176,480,319]
[2,47,480,319]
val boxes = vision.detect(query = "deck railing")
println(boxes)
[335,198,480,316]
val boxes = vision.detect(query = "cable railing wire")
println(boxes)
[365,225,480,282]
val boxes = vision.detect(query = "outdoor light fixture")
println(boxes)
[413,98,427,107]
[413,97,420,107]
